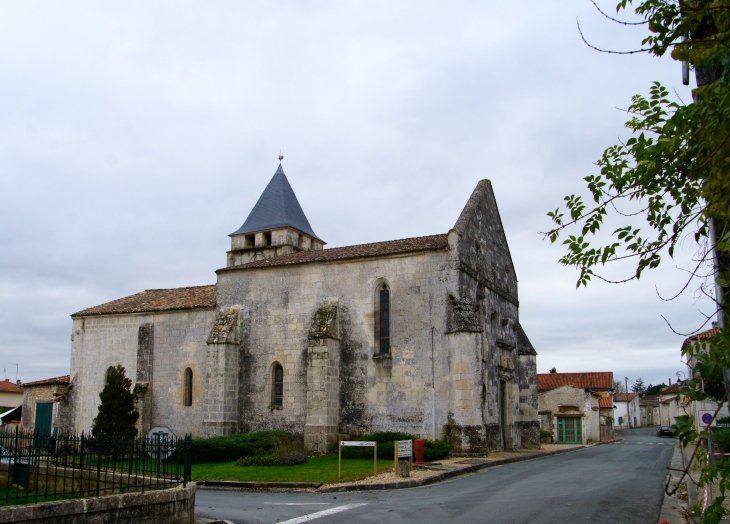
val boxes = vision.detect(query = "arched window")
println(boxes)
[272,363,284,408]
[183,368,193,407]
[375,283,390,354]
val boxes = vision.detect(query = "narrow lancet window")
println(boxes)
[379,284,390,354]
[272,363,284,407]
[183,368,193,407]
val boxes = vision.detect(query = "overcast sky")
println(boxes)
[0,1,714,388]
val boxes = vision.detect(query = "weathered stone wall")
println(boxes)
[69,309,214,437]
[21,385,60,433]
[216,249,455,440]
[537,385,596,443]
[446,180,538,451]
[0,483,195,524]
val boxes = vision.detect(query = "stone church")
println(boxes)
[65,163,539,452]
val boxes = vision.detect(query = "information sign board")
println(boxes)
[338,441,377,479]
[397,440,413,459]
[147,426,176,460]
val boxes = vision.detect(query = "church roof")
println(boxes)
[72,285,216,317]
[230,164,322,241]
[218,234,449,273]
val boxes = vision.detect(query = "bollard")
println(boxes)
[414,439,425,464]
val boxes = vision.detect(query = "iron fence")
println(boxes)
[0,427,191,506]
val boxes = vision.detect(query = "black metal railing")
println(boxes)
[0,428,191,506]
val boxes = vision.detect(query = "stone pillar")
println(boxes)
[135,323,154,436]
[304,303,340,454]
[203,307,242,436]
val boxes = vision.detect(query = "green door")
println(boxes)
[557,417,582,444]
[34,401,53,435]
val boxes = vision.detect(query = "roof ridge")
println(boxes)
[143,284,215,292]
[219,233,449,273]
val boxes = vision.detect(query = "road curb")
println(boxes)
[198,481,322,490]
[657,442,686,524]
[318,446,588,493]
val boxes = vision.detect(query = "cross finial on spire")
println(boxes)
[278,149,284,162]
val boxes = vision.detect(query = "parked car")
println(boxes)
[657,426,673,438]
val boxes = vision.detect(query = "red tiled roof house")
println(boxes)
[537,372,615,444]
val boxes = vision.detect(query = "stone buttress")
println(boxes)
[203,307,243,435]
[304,303,341,454]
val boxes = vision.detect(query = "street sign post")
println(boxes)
[338,441,377,480]
[699,410,718,428]
[395,440,413,474]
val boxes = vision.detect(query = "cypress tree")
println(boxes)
[91,365,139,438]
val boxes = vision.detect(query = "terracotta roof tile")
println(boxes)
[537,372,614,393]
[683,326,719,347]
[0,380,23,393]
[614,393,638,402]
[218,234,449,273]
[22,375,70,387]
[72,285,216,317]
[599,397,613,409]
[660,382,684,395]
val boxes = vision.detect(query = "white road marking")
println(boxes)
[265,503,332,506]
[277,503,368,523]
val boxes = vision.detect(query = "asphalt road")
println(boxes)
[196,427,675,524]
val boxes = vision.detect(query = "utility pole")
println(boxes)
[625,377,631,429]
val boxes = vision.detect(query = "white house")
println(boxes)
[614,393,640,429]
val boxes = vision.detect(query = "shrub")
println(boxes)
[235,450,308,467]
[423,440,450,461]
[713,428,730,454]
[280,451,308,465]
[191,431,291,463]
[236,453,281,467]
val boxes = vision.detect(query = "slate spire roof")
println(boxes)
[230,164,322,241]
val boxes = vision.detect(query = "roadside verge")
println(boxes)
[196,443,605,493]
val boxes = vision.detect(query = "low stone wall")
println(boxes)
[0,482,196,524]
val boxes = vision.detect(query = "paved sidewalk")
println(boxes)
[658,442,687,524]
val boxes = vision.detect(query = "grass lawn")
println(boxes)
[192,454,394,484]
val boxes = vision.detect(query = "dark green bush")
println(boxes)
[236,453,281,467]
[423,440,450,461]
[341,432,450,461]
[235,450,308,467]
[713,428,730,454]
[191,431,291,463]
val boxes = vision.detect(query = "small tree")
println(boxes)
[92,365,139,438]
[549,367,557,374]
[631,378,646,395]
[613,380,625,393]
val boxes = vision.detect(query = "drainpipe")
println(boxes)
[431,327,436,441]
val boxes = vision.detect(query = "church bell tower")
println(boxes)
[227,162,325,267]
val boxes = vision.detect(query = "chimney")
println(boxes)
[713,321,718,329]
[669,378,672,385]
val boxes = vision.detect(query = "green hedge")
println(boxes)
[341,432,450,461]
[191,431,291,463]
